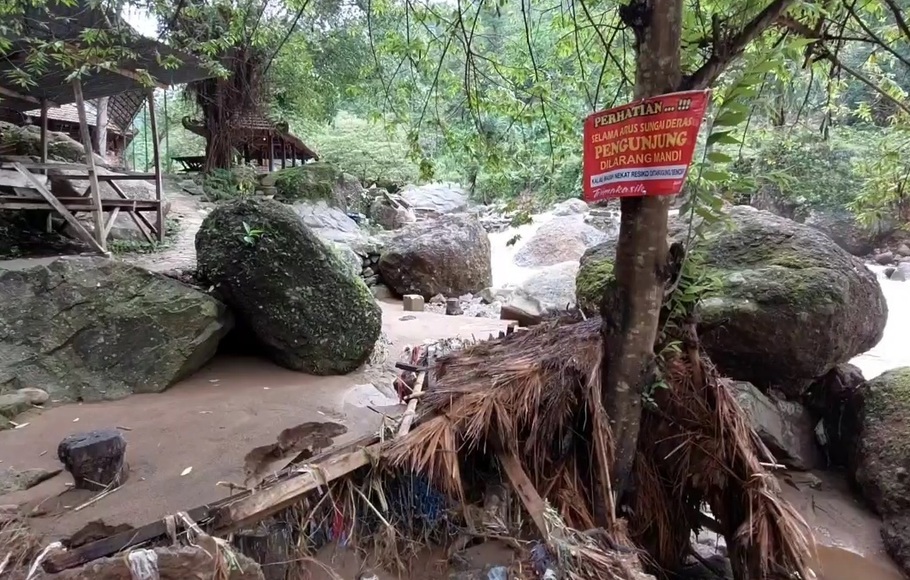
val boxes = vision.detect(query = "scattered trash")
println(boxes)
[180,466,193,476]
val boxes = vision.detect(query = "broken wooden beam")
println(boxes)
[212,443,381,533]
[397,371,426,437]
[497,449,549,540]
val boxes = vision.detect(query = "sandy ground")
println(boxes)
[0,301,508,539]
[126,192,207,272]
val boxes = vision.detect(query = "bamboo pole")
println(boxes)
[147,90,164,242]
[72,79,106,252]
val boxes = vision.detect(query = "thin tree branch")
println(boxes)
[882,0,910,44]
[821,46,910,115]
[681,0,798,90]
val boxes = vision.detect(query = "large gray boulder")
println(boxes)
[271,162,366,211]
[291,200,363,243]
[0,121,106,165]
[399,183,469,214]
[846,367,910,515]
[803,209,885,256]
[518,261,578,311]
[577,206,887,394]
[844,367,910,577]
[379,214,491,298]
[514,214,609,268]
[0,256,231,401]
[196,198,381,375]
[730,381,819,470]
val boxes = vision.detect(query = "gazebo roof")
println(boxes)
[184,111,319,160]
[23,102,132,135]
[0,1,213,111]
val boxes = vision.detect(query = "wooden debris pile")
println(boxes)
[31,319,816,579]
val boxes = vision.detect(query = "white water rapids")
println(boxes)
[487,213,909,380]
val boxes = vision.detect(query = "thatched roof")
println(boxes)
[383,317,817,579]
[23,102,132,135]
[182,111,319,160]
[0,1,212,111]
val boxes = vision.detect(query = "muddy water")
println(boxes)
[816,546,905,580]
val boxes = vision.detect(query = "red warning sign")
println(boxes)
[582,90,710,202]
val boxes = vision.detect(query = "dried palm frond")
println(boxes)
[382,315,814,579]
[0,510,41,574]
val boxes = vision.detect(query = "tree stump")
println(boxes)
[57,429,128,491]
[445,298,463,316]
[232,520,292,580]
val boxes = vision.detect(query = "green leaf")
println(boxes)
[714,110,749,127]
[707,151,733,163]
[701,170,728,182]
[707,131,741,146]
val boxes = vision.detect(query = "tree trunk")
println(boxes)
[204,124,234,172]
[602,0,682,504]
[93,97,109,157]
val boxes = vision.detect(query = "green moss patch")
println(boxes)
[273,162,345,204]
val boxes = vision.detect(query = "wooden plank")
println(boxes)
[212,443,378,533]
[108,180,155,244]
[0,162,89,171]
[0,85,57,107]
[102,207,121,239]
[96,174,157,181]
[0,197,160,210]
[397,371,426,437]
[497,449,549,539]
[11,163,105,254]
[146,91,165,243]
[72,79,106,251]
[41,501,224,573]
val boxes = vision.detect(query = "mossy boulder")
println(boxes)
[846,367,910,514]
[271,162,365,210]
[0,256,232,402]
[378,214,492,298]
[0,121,105,165]
[576,206,887,394]
[195,198,381,374]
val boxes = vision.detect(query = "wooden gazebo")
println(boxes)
[0,2,213,253]
[15,101,134,161]
[181,111,319,172]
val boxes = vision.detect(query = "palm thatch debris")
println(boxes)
[29,317,815,579]
[383,317,816,579]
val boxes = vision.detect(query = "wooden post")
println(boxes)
[72,80,106,252]
[267,133,275,172]
[39,99,48,166]
[280,138,286,169]
[147,90,164,243]
[40,98,51,232]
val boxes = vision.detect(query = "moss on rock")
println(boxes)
[575,250,615,315]
[0,256,232,402]
[272,162,364,210]
[576,206,887,394]
[849,367,910,515]
[195,198,381,374]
